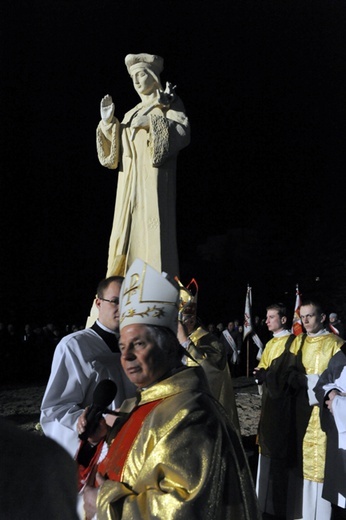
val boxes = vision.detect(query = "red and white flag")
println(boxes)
[329,322,340,335]
[292,284,303,336]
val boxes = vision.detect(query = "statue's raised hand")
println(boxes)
[100,94,115,123]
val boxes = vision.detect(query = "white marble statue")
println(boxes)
[97,53,190,278]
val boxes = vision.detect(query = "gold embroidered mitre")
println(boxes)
[119,258,179,333]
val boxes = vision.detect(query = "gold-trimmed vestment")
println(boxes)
[95,365,260,519]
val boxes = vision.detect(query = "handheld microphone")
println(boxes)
[79,379,117,441]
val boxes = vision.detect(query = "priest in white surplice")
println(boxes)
[41,276,136,457]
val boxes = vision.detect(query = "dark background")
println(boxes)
[2,0,346,328]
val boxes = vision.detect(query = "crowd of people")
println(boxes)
[37,262,346,520]
[2,280,346,519]
[208,317,271,377]
[0,315,268,385]
[0,321,85,384]
[1,310,343,386]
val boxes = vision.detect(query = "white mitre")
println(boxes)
[119,258,179,333]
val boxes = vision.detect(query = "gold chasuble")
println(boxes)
[95,366,260,520]
[186,326,241,434]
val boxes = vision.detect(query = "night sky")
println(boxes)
[2,0,346,327]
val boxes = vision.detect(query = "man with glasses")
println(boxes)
[40,276,136,457]
[288,300,344,520]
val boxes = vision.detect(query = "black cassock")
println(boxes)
[314,345,346,508]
